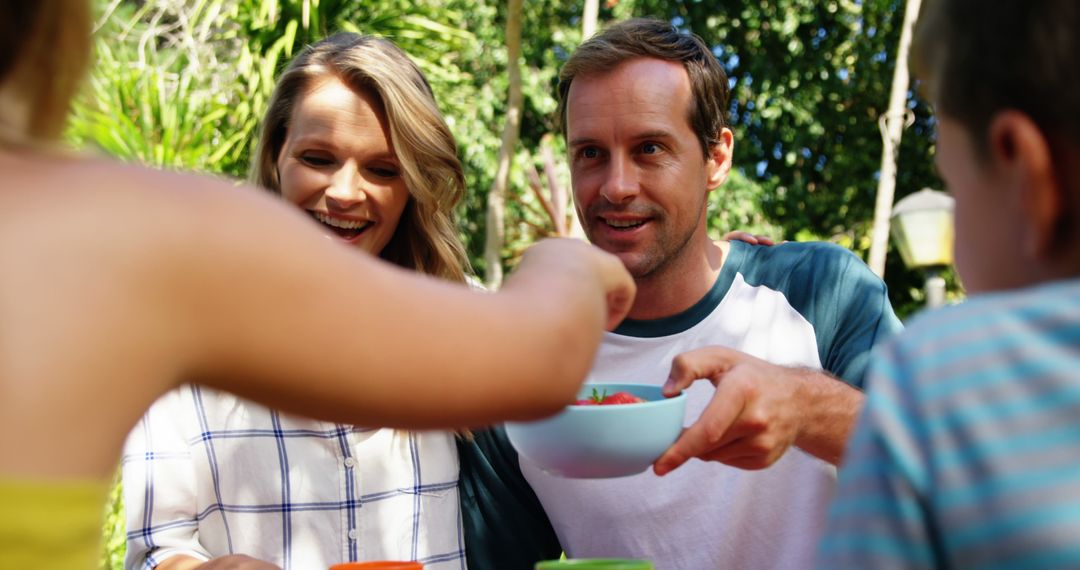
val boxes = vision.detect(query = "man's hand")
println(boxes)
[652,346,862,476]
[155,554,282,570]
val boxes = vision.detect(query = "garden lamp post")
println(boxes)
[890,187,955,309]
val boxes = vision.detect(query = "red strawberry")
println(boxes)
[572,388,647,406]
[600,391,646,405]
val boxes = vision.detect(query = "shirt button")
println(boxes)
[348,529,358,541]
[344,457,357,468]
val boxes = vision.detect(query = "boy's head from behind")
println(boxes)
[913,0,1080,293]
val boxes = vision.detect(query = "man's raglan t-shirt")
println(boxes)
[521,240,903,570]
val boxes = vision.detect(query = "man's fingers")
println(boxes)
[662,346,739,396]
[653,384,744,476]
[698,433,768,463]
[703,451,775,471]
[652,427,691,476]
[656,433,784,475]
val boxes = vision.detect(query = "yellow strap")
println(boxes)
[0,478,108,570]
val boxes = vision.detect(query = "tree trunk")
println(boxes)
[539,135,567,236]
[582,0,599,39]
[483,0,524,288]
[867,0,923,277]
[564,0,600,240]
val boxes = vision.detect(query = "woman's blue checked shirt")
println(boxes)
[122,385,467,570]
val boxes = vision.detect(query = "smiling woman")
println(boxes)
[251,33,468,281]
[277,77,410,253]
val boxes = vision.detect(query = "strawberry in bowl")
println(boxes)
[575,388,646,406]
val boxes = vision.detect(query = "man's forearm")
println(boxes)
[792,368,864,465]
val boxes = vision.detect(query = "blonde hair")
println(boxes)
[251,32,471,283]
[0,0,92,143]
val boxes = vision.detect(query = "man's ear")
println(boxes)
[987,111,1063,258]
[705,128,734,192]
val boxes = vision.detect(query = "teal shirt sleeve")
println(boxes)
[457,426,562,570]
[801,243,903,386]
[730,241,903,387]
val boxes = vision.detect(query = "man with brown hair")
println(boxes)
[520,18,902,568]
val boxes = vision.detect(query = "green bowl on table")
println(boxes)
[535,560,653,569]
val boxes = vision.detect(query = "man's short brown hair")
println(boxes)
[556,18,731,158]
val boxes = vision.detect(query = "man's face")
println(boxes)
[935,114,1022,293]
[566,58,731,279]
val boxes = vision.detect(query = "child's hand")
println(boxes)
[514,238,635,330]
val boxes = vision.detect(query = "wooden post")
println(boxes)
[867,0,923,278]
[482,0,524,288]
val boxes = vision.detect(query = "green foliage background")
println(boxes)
[73,1,949,567]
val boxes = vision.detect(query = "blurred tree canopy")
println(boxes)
[78,1,948,566]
